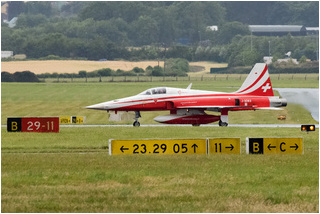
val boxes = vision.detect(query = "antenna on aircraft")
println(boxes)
[187,83,192,90]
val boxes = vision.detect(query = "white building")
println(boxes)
[206,25,218,31]
[1,51,13,58]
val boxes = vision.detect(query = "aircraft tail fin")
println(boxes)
[236,63,274,96]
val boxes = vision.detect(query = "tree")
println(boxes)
[166,46,193,61]
[97,68,114,76]
[24,33,70,58]
[150,7,175,45]
[217,22,250,44]
[23,1,54,17]
[13,71,40,82]
[299,55,307,64]
[1,72,15,82]
[132,67,145,74]
[1,25,26,54]
[78,70,87,78]
[170,2,225,44]
[79,1,146,22]
[151,66,164,76]
[16,13,48,28]
[304,44,317,60]
[79,2,117,21]
[7,1,24,20]
[165,58,189,76]
[131,15,159,46]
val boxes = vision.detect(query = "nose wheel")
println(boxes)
[133,111,141,127]
[133,121,140,127]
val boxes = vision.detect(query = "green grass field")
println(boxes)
[2,127,319,212]
[2,78,319,212]
[1,77,318,125]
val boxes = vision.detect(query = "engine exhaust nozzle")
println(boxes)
[270,98,287,107]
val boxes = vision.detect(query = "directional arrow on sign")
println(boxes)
[225,144,234,151]
[268,144,276,151]
[191,144,198,153]
[120,146,129,153]
[290,144,299,150]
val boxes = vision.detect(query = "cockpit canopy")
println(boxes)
[139,87,167,95]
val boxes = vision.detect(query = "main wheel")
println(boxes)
[133,121,140,127]
[192,124,200,127]
[219,120,228,127]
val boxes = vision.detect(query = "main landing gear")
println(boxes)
[133,111,141,127]
[219,120,228,127]
[219,109,229,127]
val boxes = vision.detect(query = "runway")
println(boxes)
[275,88,319,122]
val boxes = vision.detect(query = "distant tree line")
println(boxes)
[2,2,319,66]
[2,59,318,82]
[2,71,40,82]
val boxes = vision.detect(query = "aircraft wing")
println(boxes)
[169,98,283,111]
[254,107,284,110]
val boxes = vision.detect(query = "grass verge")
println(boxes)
[2,127,319,212]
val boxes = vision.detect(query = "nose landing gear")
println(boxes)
[133,111,141,127]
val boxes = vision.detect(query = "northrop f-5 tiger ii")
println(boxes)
[86,63,287,127]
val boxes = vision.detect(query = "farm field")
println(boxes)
[1,60,230,78]
[2,60,227,76]
[1,60,166,74]
[2,79,319,212]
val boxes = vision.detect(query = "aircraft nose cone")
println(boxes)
[86,103,106,110]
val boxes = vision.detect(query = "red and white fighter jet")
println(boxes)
[86,63,287,127]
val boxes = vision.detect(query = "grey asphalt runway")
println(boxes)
[275,88,319,122]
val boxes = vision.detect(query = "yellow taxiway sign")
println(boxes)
[109,139,207,155]
[208,138,240,154]
[246,137,303,154]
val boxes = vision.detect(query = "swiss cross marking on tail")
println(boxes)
[262,83,271,93]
